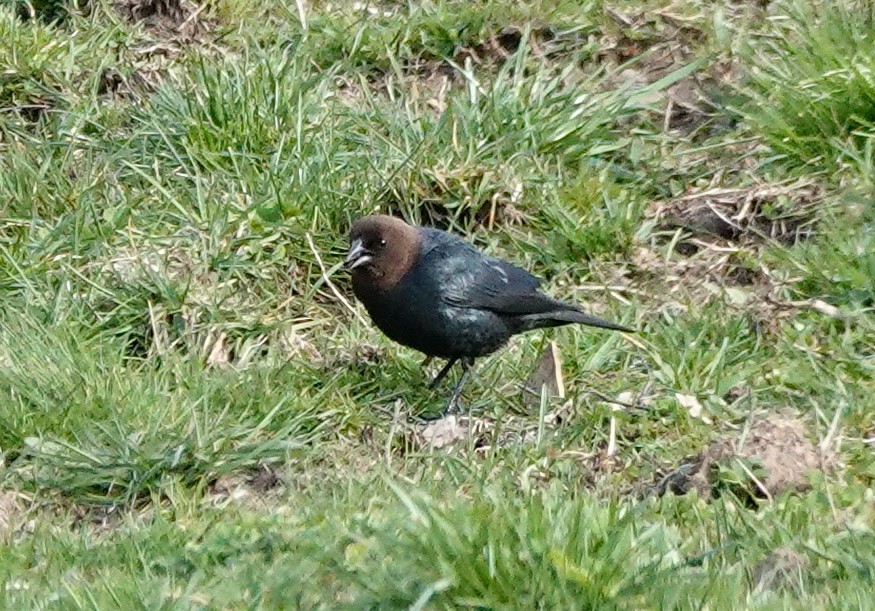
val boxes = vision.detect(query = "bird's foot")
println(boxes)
[443,395,463,416]
[443,359,473,413]
[428,357,458,390]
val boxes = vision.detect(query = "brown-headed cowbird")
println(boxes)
[345,214,632,411]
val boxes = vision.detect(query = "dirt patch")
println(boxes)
[452,23,597,66]
[364,402,553,456]
[650,179,823,246]
[103,0,217,98]
[652,413,833,502]
[598,9,704,80]
[418,24,591,73]
[207,464,285,507]
[405,395,579,453]
[623,228,835,335]
[66,501,155,533]
[6,97,55,124]
[629,242,784,332]
[597,7,733,137]
[115,0,212,40]
[96,65,166,100]
[453,25,524,66]
[752,547,809,592]
[631,177,827,329]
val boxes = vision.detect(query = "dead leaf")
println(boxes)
[420,415,468,449]
[544,399,574,426]
[206,332,231,368]
[523,341,565,408]
[724,286,752,306]
[675,393,703,418]
[616,391,638,406]
[808,299,844,320]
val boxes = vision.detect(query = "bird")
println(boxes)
[344,214,632,412]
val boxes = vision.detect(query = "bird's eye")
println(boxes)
[379,239,387,247]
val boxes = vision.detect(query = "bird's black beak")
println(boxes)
[344,239,372,270]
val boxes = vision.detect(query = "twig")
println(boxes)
[576,283,645,296]
[636,373,655,407]
[607,408,619,456]
[821,397,845,452]
[735,458,773,503]
[179,2,208,31]
[650,463,696,497]
[305,233,369,326]
[581,389,639,410]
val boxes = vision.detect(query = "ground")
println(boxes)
[0,0,874,608]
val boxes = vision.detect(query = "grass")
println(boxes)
[740,0,875,173]
[1,0,874,608]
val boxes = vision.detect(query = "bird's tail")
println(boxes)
[519,309,634,333]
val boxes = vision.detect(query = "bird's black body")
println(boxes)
[346,215,631,411]
[353,228,518,358]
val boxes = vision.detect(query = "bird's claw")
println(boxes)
[444,395,463,415]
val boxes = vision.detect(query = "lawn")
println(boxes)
[0,0,873,608]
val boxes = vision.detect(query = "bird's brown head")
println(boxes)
[345,215,421,290]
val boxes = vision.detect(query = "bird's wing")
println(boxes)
[435,248,566,316]
[417,230,629,331]
[415,227,567,315]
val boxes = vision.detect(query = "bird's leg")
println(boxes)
[429,357,457,389]
[445,357,475,414]
[421,355,433,369]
